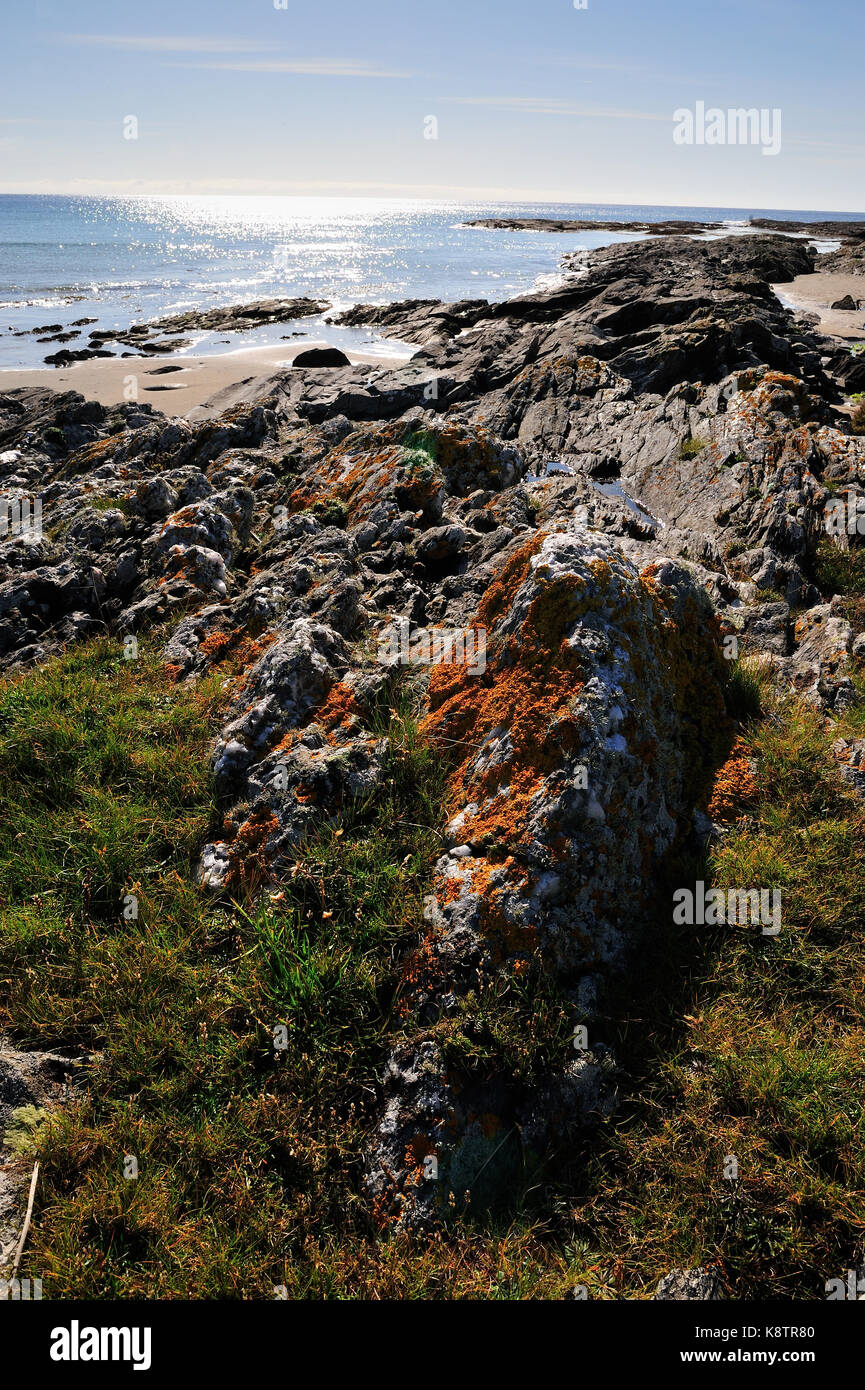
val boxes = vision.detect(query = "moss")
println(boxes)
[41,426,67,453]
[306,498,349,528]
[5,1104,51,1156]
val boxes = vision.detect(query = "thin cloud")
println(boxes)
[169,59,410,77]
[785,136,865,154]
[56,37,410,77]
[447,96,667,121]
[59,35,273,53]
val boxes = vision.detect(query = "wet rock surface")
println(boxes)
[22,297,332,365]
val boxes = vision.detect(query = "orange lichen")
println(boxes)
[214,633,277,701]
[474,530,546,630]
[420,528,731,972]
[225,808,279,889]
[294,782,319,805]
[199,630,233,659]
[468,860,537,956]
[231,633,275,669]
[233,809,278,848]
[314,681,363,740]
[275,729,302,753]
[286,418,519,530]
[397,931,444,1016]
[707,737,758,820]
[423,549,586,854]
[70,436,118,468]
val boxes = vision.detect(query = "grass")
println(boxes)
[402,428,441,477]
[0,639,453,1297]
[680,436,708,458]
[723,652,771,722]
[2,636,865,1297]
[570,691,865,1298]
[304,498,349,528]
[814,536,865,598]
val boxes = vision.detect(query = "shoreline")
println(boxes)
[2,223,863,417]
[771,270,865,341]
[0,340,413,416]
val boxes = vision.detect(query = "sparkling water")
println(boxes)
[0,194,856,369]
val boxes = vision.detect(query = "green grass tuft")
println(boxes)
[723,653,770,722]
[680,436,707,458]
[814,537,865,597]
[0,639,449,1296]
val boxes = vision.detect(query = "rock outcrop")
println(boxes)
[1,228,864,1231]
[26,298,331,365]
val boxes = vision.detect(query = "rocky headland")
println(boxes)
[463,216,728,235]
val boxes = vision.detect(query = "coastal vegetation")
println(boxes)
[1,626,863,1297]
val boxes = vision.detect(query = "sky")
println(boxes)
[0,0,863,210]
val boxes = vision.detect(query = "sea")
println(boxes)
[0,194,860,370]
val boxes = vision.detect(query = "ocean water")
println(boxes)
[0,194,858,370]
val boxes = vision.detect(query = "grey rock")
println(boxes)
[654,1267,727,1300]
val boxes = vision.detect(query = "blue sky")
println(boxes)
[1,0,862,209]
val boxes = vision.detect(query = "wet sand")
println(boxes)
[0,340,412,417]
[773,271,865,341]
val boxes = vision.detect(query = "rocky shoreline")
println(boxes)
[9,297,332,368]
[465,214,865,248]
[463,216,728,235]
[1,223,865,1256]
[13,217,865,372]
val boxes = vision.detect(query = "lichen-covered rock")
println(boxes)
[365,525,730,1224]
[654,1267,727,1300]
[424,528,728,994]
[2,226,865,1250]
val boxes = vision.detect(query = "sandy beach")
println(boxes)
[772,270,865,341]
[0,340,412,417]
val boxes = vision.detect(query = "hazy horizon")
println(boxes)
[1,192,863,216]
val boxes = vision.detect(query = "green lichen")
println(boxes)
[4,1104,50,1156]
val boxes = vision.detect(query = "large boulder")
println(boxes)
[293,347,351,368]
[365,524,731,1225]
